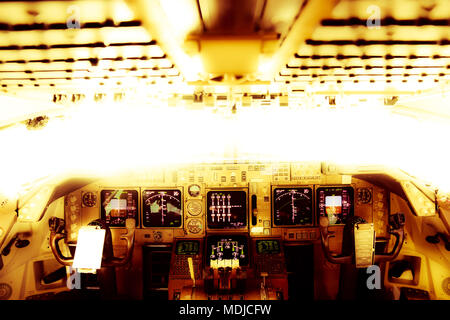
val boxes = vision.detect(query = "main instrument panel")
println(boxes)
[64,162,390,244]
[61,162,390,300]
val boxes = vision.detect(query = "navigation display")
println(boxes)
[176,240,200,255]
[207,190,247,229]
[317,187,354,225]
[100,189,138,227]
[206,235,249,267]
[273,187,313,226]
[142,190,182,227]
[256,240,281,254]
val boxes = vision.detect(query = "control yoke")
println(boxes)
[319,213,405,265]
[49,217,136,267]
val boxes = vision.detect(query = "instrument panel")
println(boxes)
[206,190,247,229]
[60,163,391,302]
[64,163,388,244]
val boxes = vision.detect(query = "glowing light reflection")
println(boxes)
[0,101,449,197]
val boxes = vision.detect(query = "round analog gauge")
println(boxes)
[186,218,203,234]
[187,200,202,216]
[82,192,97,207]
[0,283,12,300]
[357,188,372,204]
[188,184,201,197]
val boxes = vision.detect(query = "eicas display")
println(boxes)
[207,190,247,229]
[142,190,182,227]
[256,240,281,254]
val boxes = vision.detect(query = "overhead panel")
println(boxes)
[278,0,450,93]
[0,0,182,91]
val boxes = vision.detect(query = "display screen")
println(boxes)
[273,187,313,226]
[325,196,342,214]
[100,189,138,227]
[317,187,354,225]
[176,240,200,255]
[206,235,249,267]
[142,190,182,227]
[207,190,247,229]
[256,240,281,254]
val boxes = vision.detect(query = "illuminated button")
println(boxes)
[263,228,270,235]
[263,220,270,227]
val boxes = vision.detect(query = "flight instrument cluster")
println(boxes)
[64,162,390,244]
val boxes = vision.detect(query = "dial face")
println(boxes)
[273,188,313,226]
[186,218,203,234]
[142,190,182,227]
[357,188,372,204]
[82,192,97,207]
[187,200,202,216]
[188,184,201,197]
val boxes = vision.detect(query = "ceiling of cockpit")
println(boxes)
[0,0,447,99]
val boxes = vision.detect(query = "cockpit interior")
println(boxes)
[0,0,449,302]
